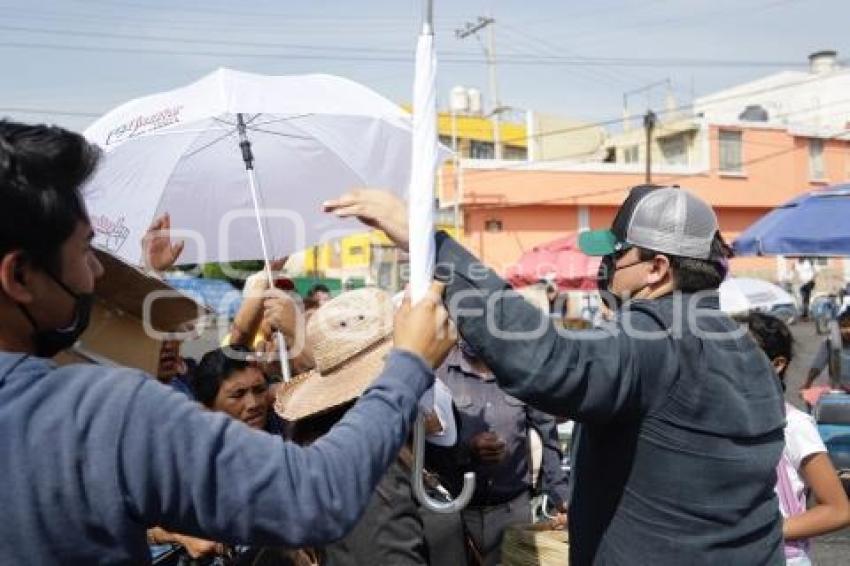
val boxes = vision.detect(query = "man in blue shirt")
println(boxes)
[427,344,569,565]
[0,120,455,564]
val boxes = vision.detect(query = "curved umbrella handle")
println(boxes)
[538,494,556,520]
[411,412,475,513]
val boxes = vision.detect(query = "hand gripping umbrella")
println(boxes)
[409,0,475,514]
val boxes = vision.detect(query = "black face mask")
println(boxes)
[597,252,649,311]
[597,254,624,311]
[18,272,95,358]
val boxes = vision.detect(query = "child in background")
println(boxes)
[742,312,850,565]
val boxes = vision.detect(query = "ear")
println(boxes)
[0,251,36,304]
[645,254,671,286]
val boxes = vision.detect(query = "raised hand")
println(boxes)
[469,431,507,465]
[141,212,185,272]
[393,281,455,368]
[324,189,410,251]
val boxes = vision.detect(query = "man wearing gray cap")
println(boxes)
[327,185,786,565]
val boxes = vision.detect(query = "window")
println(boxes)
[623,145,639,164]
[484,218,503,233]
[502,145,528,160]
[719,130,743,173]
[809,138,825,179]
[659,134,688,166]
[470,140,495,159]
[349,245,365,256]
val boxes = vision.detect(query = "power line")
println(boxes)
[516,0,672,26]
[0,107,101,118]
[557,0,801,45]
[497,24,636,92]
[0,6,446,36]
[459,117,850,211]
[492,68,850,148]
[454,97,850,186]
[69,0,419,24]
[0,27,811,69]
[6,60,847,152]
[0,24,475,56]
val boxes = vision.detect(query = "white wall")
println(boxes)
[695,69,850,136]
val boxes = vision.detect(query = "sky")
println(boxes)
[1,0,848,133]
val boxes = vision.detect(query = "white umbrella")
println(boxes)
[85,68,449,382]
[83,68,420,266]
[408,0,475,514]
[720,277,798,319]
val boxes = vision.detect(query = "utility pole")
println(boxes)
[643,110,657,184]
[456,16,501,160]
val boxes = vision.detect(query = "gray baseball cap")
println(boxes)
[579,186,719,259]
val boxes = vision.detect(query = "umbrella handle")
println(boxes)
[538,494,557,520]
[411,412,475,513]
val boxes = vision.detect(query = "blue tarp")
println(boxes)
[164,277,242,319]
[733,184,850,257]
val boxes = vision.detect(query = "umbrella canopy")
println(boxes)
[506,233,601,291]
[83,68,437,265]
[732,185,850,257]
[719,276,798,318]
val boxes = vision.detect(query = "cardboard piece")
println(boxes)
[54,248,210,375]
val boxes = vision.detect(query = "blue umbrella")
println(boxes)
[733,184,850,256]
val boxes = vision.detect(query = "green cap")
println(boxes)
[578,229,618,256]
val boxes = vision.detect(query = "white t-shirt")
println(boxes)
[775,403,827,561]
[419,379,456,447]
[795,260,815,285]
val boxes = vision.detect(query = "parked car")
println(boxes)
[719,277,799,324]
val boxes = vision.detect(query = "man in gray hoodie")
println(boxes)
[0,120,454,564]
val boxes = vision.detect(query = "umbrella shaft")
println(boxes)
[236,113,254,170]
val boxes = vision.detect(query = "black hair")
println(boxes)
[740,312,794,379]
[307,284,330,297]
[191,345,255,408]
[838,309,850,328]
[0,120,101,274]
[637,233,727,293]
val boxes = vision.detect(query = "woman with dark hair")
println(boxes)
[743,312,850,565]
[192,345,283,434]
[148,347,292,563]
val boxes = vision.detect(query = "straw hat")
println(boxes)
[274,287,394,421]
[501,523,569,566]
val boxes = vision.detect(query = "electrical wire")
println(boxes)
[458,122,850,211]
[450,98,850,187]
